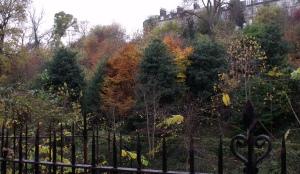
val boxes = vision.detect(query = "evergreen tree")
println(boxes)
[186,38,226,98]
[83,58,107,115]
[48,48,84,100]
[138,39,178,103]
[244,23,288,68]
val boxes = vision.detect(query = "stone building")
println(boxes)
[244,0,300,23]
[143,0,300,33]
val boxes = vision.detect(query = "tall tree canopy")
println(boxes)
[52,11,78,47]
[0,0,31,54]
[82,24,125,70]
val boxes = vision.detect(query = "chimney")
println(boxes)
[177,6,184,14]
[160,8,167,19]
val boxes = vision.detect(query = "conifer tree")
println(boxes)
[83,58,107,114]
[48,48,84,100]
[138,39,178,103]
[186,38,226,98]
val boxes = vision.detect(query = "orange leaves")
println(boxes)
[163,35,193,83]
[101,43,141,116]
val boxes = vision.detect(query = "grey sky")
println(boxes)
[32,0,183,35]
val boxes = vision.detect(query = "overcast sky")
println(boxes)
[32,0,183,36]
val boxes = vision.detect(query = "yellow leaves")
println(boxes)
[291,67,300,80]
[121,149,127,158]
[166,115,184,125]
[121,149,149,166]
[222,93,231,106]
[121,150,137,159]
[158,114,184,128]
[267,67,284,77]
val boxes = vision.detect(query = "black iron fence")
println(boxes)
[0,101,290,174]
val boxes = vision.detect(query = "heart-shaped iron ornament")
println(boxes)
[230,101,272,174]
[230,134,272,164]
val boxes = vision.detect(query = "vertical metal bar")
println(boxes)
[60,123,63,174]
[71,123,76,174]
[18,126,23,174]
[107,132,111,165]
[0,122,4,174]
[1,128,8,174]
[53,129,57,174]
[189,136,194,174]
[34,124,40,174]
[244,101,257,174]
[25,123,28,174]
[113,133,117,169]
[1,121,5,157]
[96,126,99,164]
[119,133,122,166]
[83,113,88,165]
[137,133,142,174]
[91,126,96,174]
[247,129,256,174]
[281,135,287,174]
[218,135,223,174]
[162,137,167,173]
[48,125,52,174]
[13,122,16,174]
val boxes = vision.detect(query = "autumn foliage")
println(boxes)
[101,43,141,116]
[163,35,193,83]
[82,24,125,70]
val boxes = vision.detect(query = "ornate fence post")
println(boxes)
[230,101,272,174]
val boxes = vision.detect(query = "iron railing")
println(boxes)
[0,101,289,174]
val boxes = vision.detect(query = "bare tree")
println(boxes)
[183,0,228,36]
[78,20,89,38]
[28,8,44,49]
